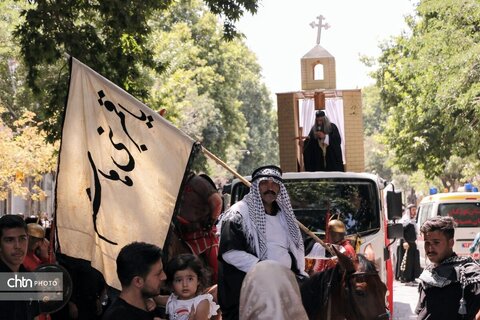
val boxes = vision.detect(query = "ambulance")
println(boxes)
[416,191,480,267]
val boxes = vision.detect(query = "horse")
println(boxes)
[164,224,192,260]
[164,172,221,281]
[164,223,218,286]
[301,249,389,320]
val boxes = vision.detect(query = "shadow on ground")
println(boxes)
[393,301,417,320]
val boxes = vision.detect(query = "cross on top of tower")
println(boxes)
[310,15,330,45]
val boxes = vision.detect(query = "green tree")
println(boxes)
[362,85,385,136]
[7,0,274,178]
[13,0,259,142]
[364,135,393,181]
[148,1,277,173]
[236,79,279,175]
[0,108,58,201]
[0,1,36,127]
[374,0,480,178]
[0,1,58,210]
[362,85,393,180]
[362,81,480,194]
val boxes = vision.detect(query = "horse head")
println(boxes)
[301,247,388,320]
[335,247,389,320]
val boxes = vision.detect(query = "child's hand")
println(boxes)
[146,298,156,311]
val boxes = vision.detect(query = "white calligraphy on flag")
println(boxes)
[56,57,195,288]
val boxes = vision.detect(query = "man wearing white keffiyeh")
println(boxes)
[415,216,480,320]
[216,165,325,320]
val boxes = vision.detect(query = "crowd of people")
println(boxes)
[1,165,480,320]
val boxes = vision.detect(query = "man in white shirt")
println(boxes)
[217,165,324,320]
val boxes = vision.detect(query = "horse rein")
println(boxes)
[344,270,390,320]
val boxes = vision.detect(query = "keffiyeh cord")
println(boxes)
[419,255,480,316]
[419,255,480,289]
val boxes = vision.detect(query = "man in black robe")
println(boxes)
[217,165,325,320]
[302,110,344,172]
[395,204,421,283]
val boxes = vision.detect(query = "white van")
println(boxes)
[224,171,406,314]
[416,192,480,267]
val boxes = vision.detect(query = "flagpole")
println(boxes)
[201,146,251,187]
[201,145,334,255]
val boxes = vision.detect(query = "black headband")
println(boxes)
[251,165,283,182]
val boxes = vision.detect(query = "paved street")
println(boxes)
[393,279,419,320]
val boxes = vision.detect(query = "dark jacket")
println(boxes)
[416,256,480,320]
[0,259,40,320]
[303,122,344,172]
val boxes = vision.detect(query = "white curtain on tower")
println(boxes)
[299,99,315,137]
[325,97,345,164]
[298,96,346,165]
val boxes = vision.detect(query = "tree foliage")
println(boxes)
[0,108,58,200]
[362,85,393,180]
[362,85,385,136]
[203,0,258,39]
[13,0,259,143]
[374,0,480,178]
[147,0,277,172]
[362,76,479,196]
[0,1,58,206]
[7,0,275,176]
[14,0,178,142]
[0,1,36,127]
[236,78,279,175]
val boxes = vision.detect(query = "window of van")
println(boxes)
[286,179,381,236]
[438,202,480,227]
[418,203,433,227]
[230,178,381,236]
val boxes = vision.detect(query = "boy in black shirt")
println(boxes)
[0,215,41,320]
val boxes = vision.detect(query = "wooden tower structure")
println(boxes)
[276,15,365,172]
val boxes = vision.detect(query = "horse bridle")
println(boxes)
[344,270,390,320]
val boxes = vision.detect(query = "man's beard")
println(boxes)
[141,286,160,298]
